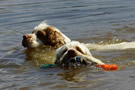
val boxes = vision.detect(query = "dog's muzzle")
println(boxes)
[22,34,33,48]
[61,56,97,67]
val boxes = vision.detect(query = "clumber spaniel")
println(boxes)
[54,41,104,67]
[22,21,71,48]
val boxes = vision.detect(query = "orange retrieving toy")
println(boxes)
[96,64,118,71]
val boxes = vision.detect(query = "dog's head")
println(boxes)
[54,41,94,67]
[22,33,42,48]
[22,22,71,48]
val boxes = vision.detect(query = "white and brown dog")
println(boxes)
[22,21,71,48]
[55,41,104,67]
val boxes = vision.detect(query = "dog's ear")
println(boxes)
[37,30,46,37]
[35,26,66,48]
[36,30,49,45]
[45,26,66,48]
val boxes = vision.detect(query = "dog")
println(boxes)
[54,41,105,67]
[22,21,71,48]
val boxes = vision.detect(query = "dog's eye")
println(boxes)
[76,46,84,54]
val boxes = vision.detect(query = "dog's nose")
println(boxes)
[23,34,32,39]
[68,49,76,57]
[23,35,28,39]
[68,49,75,54]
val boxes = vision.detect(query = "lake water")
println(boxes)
[1,0,135,89]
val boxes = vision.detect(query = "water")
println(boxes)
[1,0,135,89]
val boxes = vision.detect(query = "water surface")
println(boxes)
[0,0,135,89]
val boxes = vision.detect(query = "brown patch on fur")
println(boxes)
[76,46,84,54]
[36,26,66,48]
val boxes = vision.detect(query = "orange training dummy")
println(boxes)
[96,64,118,71]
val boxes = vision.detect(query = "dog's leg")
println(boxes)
[82,55,105,65]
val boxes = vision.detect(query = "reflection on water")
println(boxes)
[25,46,56,66]
[1,0,135,89]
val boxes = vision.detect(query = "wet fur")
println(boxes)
[36,26,66,48]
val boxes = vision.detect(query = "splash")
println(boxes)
[84,38,135,51]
